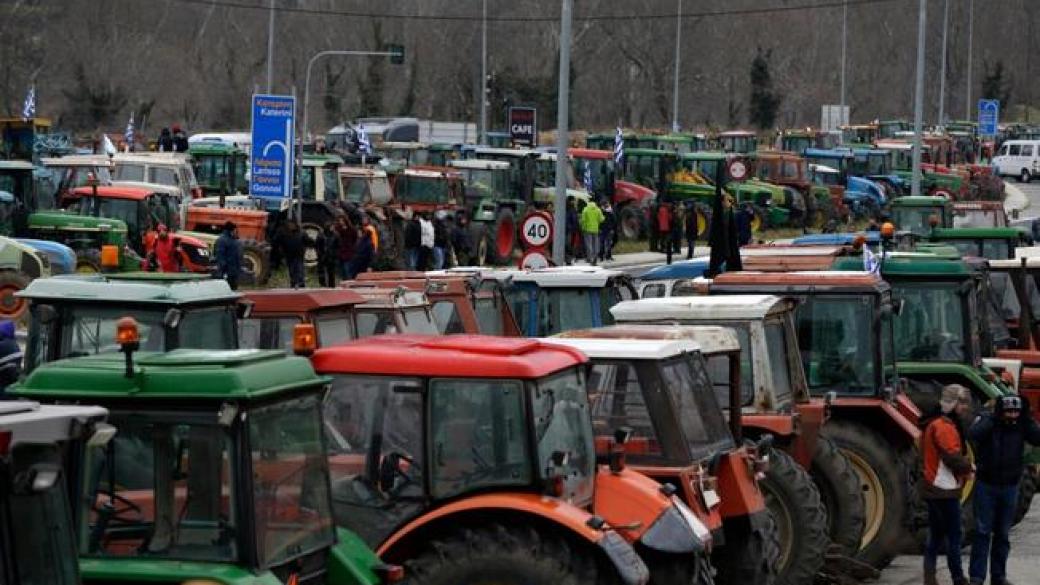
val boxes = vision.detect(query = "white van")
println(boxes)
[993,140,1040,183]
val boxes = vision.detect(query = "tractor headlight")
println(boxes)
[639,499,707,554]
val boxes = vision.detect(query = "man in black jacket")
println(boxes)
[968,395,1040,585]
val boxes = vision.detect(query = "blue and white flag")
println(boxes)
[613,126,624,166]
[22,86,35,120]
[357,124,372,155]
[583,160,594,193]
[863,245,880,273]
[124,112,135,152]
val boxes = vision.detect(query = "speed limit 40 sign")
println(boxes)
[520,211,553,249]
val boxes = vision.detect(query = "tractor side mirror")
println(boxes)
[163,308,183,329]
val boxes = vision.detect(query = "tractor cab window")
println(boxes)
[537,288,594,336]
[75,197,139,232]
[342,177,372,203]
[399,307,439,334]
[249,393,335,568]
[176,307,238,350]
[642,283,667,298]
[428,378,531,498]
[795,297,877,396]
[238,316,300,350]
[532,367,595,504]
[322,167,341,202]
[398,176,450,205]
[194,155,229,190]
[892,206,946,236]
[700,324,754,405]
[148,167,178,187]
[299,167,317,201]
[316,315,355,347]
[588,361,667,461]
[5,443,80,585]
[431,300,466,334]
[660,354,735,460]
[355,310,400,337]
[473,296,505,336]
[81,413,237,562]
[56,306,167,360]
[764,320,795,402]
[891,281,967,363]
[114,164,145,182]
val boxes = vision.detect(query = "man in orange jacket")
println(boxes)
[921,384,974,585]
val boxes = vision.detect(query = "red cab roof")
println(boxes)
[69,185,156,200]
[712,271,884,288]
[311,334,587,379]
[569,148,612,160]
[244,288,367,314]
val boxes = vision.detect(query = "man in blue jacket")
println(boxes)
[968,395,1040,585]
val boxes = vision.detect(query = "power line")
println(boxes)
[151,0,908,23]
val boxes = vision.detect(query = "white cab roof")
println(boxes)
[741,246,845,257]
[555,324,740,354]
[41,155,112,167]
[449,159,511,171]
[0,401,108,446]
[512,266,626,287]
[340,167,389,178]
[471,147,537,157]
[543,337,702,360]
[612,295,785,322]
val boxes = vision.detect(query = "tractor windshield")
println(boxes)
[355,307,438,336]
[892,205,947,236]
[529,286,628,337]
[532,367,595,504]
[574,158,614,193]
[953,209,1005,228]
[81,412,239,562]
[431,300,466,334]
[75,196,142,235]
[474,295,507,335]
[891,281,971,363]
[699,324,755,406]
[4,444,80,585]
[455,168,510,199]
[795,295,880,396]
[940,238,1012,261]
[249,393,336,568]
[341,175,392,204]
[238,316,300,350]
[194,154,247,194]
[397,176,452,205]
[661,354,735,459]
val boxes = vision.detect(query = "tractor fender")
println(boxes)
[0,236,45,279]
[15,239,75,275]
[593,466,706,553]
[828,398,920,448]
[377,492,649,585]
[613,181,655,207]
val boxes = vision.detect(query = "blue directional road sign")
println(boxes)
[978,99,1000,137]
[250,94,296,200]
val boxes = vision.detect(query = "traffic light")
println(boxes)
[388,44,405,65]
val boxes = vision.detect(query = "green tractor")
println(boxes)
[448,158,527,265]
[889,196,954,237]
[188,142,249,196]
[682,151,791,234]
[12,341,395,585]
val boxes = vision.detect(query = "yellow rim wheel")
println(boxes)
[696,212,707,236]
[842,448,886,550]
[750,213,763,233]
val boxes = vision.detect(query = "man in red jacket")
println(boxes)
[149,224,180,273]
[921,384,974,585]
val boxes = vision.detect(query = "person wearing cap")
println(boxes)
[215,220,242,290]
[0,320,21,393]
[920,384,975,585]
[968,393,1040,585]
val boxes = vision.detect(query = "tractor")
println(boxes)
[680,152,787,236]
[570,148,655,241]
[498,266,638,337]
[13,336,396,585]
[187,141,249,196]
[715,131,758,154]
[239,288,367,349]
[448,158,527,265]
[182,194,271,284]
[801,148,888,218]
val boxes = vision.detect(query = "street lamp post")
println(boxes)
[840,0,847,110]
[671,0,682,133]
[966,0,974,119]
[552,0,573,266]
[480,0,489,144]
[266,0,275,93]
[912,0,927,197]
[938,0,949,126]
[302,49,400,142]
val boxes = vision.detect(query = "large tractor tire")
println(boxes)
[758,449,828,585]
[1013,469,1036,526]
[401,523,616,585]
[694,204,712,239]
[713,510,780,585]
[467,222,489,267]
[75,249,102,273]
[822,420,909,570]
[639,548,715,585]
[810,435,867,555]
[239,240,270,285]
[0,271,30,323]
[618,205,644,240]
[489,208,517,265]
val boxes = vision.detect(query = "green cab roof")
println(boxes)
[302,153,344,167]
[624,148,677,157]
[13,349,326,402]
[929,227,1021,239]
[188,142,244,155]
[890,195,950,207]
[833,254,971,276]
[682,151,728,161]
[17,273,241,304]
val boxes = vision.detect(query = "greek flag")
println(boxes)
[102,134,117,156]
[583,160,594,192]
[863,245,880,273]
[357,124,372,155]
[613,126,624,166]
[22,86,35,120]
[124,112,135,152]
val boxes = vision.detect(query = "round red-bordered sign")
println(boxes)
[519,211,553,249]
[728,159,748,181]
[519,249,551,270]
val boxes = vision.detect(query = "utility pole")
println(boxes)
[266,0,275,93]
[938,0,949,126]
[480,0,489,144]
[840,0,847,110]
[966,0,973,119]
[671,0,682,133]
[912,0,927,197]
[552,0,573,266]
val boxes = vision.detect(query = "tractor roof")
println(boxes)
[187,142,243,155]
[641,257,710,281]
[0,401,108,448]
[682,151,729,161]
[803,148,853,159]
[952,201,1004,211]
[990,257,1040,270]
[891,195,950,207]
[41,155,112,168]
[511,266,626,287]
[311,334,586,379]
[555,324,741,355]
[18,273,240,304]
[544,337,702,361]
[402,167,460,179]
[302,153,344,166]
[0,161,34,171]
[611,295,787,322]
[875,140,914,151]
[739,245,848,271]
[112,153,189,165]
[350,287,429,308]
[832,254,971,276]
[930,227,1020,239]
[449,159,512,170]
[353,272,473,296]
[13,350,325,402]
[339,166,389,178]
[569,148,612,159]
[711,270,890,294]
[243,288,366,314]
[68,185,155,200]
[469,147,538,157]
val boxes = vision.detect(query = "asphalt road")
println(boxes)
[1016,180,1040,217]
[875,498,1040,584]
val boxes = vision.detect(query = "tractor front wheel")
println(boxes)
[0,271,30,323]
[401,523,609,585]
[618,205,644,240]
[490,208,517,265]
[75,250,102,274]
[758,449,828,585]
[240,240,270,285]
[810,435,867,556]
[713,509,780,585]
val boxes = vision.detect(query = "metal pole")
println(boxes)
[671,0,682,133]
[966,0,973,119]
[480,0,488,144]
[912,0,927,197]
[552,0,573,266]
[840,0,847,109]
[302,50,397,142]
[938,0,949,126]
[266,0,275,93]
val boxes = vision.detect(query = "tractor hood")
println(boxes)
[614,181,655,206]
[28,210,129,234]
[15,239,76,275]
[847,176,886,204]
[533,186,591,204]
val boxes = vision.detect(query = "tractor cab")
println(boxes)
[716,130,758,154]
[349,287,439,336]
[952,201,1009,228]
[339,167,394,206]
[448,158,526,265]
[13,345,392,585]
[0,400,109,585]
[890,196,954,237]
[18,273,244,373]
[464,146,539,202]
[927,227,1020,260]
[187,142,248,196]
[239,288,366,350]
[39,155,114,207]
[309,335,655,584]
[504,267,637,337]
[393,166,463,214]
[532,152,593,206]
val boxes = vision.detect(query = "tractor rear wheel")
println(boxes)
[758,448,828,585]
[810,435,867,556]
[490,208,517,265]
[694,205,712,239]
[0,271,30,323]
[618,205,644,240]
[713,509,779,585]
[240,240,270,285]
[822,420,909,570]
[639,547,715,585]
[1014,469,1036,526]
[75,249,102,273]
[468,222,489,266]
[401,523,610,585]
